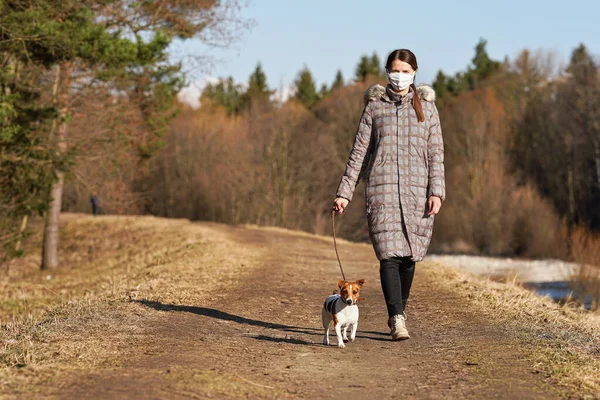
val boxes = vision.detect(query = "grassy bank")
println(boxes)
[424,262,600,396]
[0,214,268,397]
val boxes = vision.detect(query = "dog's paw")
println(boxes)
[349,336,356,342]
[338,342,346,348]
[323,339,329,346]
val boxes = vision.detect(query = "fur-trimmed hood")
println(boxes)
[363,84,436,106]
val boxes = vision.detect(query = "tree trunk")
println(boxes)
[42,166,65,269]
[593,129,600,190]
[277,129,289,227]
[14,216,28,252]
[567,164,576,224]
[42,116,68,269]
[41,64,70,270]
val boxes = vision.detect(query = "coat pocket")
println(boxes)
[366,194,387,234]
[414,214,435,237]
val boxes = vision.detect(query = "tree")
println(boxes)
[467,38,501,89]
[0,0,140,264]
[565,44,600,227]
[0,58,58,258]
[432,71,448,98]
[247,63,270,95]
[510,44,600,230]
[0,0,250,267]
[434,39,501,99]
[332,69,344,90]
[294,66,319,109]
[446,72,469,96]
[242,62,274,111]
[432,70,449,109]
[568,44,597,84]
[354,52,382,82]
[319,83,329,98]
[202,77,245,115]
[370,53,383,76]
[355,55,370,82]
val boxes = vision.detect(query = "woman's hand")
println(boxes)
[427,196,442,216]
[333,197,349,214]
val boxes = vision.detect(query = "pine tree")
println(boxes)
[567,44,597,84]
[355,55,371,82]
[319,83,329,98]
[447,72,469,96]
[355,53,383,82]
[247,63,270,95]
[332,69,344,90]
[0,0,139,262]
[439,39,501,98]
[369,52,383,77]
[242,62,273,111]
[432,70,449,109]
[294,66,319,109]
[202,77,244,115]
[432,70,448,98]
[0,58,57,258]
[467,38,501,89]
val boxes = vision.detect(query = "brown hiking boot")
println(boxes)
[389,314,410,340]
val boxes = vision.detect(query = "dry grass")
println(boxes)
[423,259,600,396]
[2,214,600,397]
[0,213,267,396]
[569,226,600,311]
[241,222,370,246]
[570,226,600,267]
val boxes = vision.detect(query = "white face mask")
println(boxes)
[387,71,414,90]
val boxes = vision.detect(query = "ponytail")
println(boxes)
[411,83,425,123]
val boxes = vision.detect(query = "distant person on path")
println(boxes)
[90,192,100,216]
[333,49,446,340]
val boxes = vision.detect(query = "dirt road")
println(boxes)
[53,222,563,399]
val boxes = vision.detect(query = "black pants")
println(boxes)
[379,256,415,318]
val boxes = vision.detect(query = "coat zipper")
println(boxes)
[396,101,413,255]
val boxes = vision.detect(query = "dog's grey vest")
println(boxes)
[324,295,341,313]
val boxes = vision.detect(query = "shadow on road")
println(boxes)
[135,299,390,344]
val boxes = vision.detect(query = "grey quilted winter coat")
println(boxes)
[336,84,446,262]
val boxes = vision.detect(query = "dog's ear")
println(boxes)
[337,280,347,289]
[356,279,366,288]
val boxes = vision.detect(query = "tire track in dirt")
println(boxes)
[60,223,561,399]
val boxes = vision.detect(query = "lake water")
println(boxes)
[426,255,595,311]
[523,281,593,310]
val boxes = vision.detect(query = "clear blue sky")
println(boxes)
[175,0,599,106]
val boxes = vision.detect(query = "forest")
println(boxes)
[1,1,599,269]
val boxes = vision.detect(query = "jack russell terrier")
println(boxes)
[322,279,366,348]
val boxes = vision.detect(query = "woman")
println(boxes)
[333,49,445,341]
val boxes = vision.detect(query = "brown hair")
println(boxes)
[385,49,424,122]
